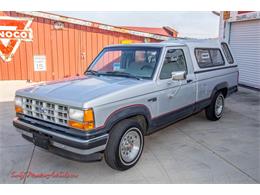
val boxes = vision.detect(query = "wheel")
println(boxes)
[205,91,225,121]
[104,119,144,171]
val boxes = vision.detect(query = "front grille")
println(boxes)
[22,97,69,126]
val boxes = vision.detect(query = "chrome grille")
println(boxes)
[22,97,69,126]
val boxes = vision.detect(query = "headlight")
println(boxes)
[69,108,84,121]
[15,96,23,107]
[68,108,95,131]
[14,96,23,113]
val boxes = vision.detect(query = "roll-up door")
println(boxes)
[229,19,260,89]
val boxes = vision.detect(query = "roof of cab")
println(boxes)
[106,38,222,49]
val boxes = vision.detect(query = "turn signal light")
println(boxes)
[15,105,23,113]
[84,109,94,122]
[68,120,95,131]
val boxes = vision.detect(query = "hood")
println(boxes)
[16,75,146,107]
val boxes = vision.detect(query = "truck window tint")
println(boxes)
[221,42,234,64]
[135,51,146,62]
[195,48,225,68]
[160,49,187,79]
[210,49,224,66]
[195,49,211,65]
[89,47,161,79]
[94,50,122,72]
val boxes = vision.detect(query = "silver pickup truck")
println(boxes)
[13,39,238,170]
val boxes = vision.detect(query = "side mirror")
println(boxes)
[171,71,186,80]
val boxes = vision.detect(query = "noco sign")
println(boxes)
[0,17,33,62]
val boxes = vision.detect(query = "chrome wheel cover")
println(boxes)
[215,94,224,117]
[119,127,143,165]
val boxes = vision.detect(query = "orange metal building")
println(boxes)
[0,11,177,82]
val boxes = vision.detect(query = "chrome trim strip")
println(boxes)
[16,128,107,155]
[14,118,109,144]
[51,142,106,155]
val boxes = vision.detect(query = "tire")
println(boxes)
[104,119,144,171]
[205,91,225,121]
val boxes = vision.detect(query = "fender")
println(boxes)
[194,82,228,113]
[210,82,228,99]
[95,104,152,133]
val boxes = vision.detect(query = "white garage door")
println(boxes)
[229,19,260,89]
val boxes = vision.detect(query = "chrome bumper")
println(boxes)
[14,117,108,156]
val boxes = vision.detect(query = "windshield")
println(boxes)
[86,47,162,79]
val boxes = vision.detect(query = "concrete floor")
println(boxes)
[0,82,259,183]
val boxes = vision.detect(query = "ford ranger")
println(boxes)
[13,39,238,170]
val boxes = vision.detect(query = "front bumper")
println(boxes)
[13,117,109,162]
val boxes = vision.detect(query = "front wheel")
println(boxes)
[104,119,144,171]
[205,91,225,121]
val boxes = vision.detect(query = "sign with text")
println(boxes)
[0,16,33,62]
[34,55,46,71]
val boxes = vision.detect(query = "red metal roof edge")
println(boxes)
[121,26,167,37]
[121,26,178,37]
[163,26,178,36]
[15,11,170,41]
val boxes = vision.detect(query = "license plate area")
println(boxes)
[33,132,50,149]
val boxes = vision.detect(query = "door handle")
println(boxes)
[168,94,174,99]
[148,97,157,102]
[187,79,193,83]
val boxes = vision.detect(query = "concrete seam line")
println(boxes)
[148,147,173,183]
[176,127,259,184]
[23,145,35,184]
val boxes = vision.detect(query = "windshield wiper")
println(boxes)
[101,71,141,80]
[85,70,100,76]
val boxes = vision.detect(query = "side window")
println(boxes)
[195,48,225,68]
[195,49,211,65]
[160,49,187,79]
[221,42,234,64]
[210,49,225,66]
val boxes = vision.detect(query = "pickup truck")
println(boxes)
[13,39,238,171]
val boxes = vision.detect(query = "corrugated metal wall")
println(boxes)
[229,19,260,89]
[0,11,157,82]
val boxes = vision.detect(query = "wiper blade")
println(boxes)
[102,71,140,80]
[85,70,100,76]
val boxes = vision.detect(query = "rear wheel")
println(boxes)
[104,119,144,171]
[205,91,225,121]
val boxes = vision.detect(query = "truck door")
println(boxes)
[155,47,196,125]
